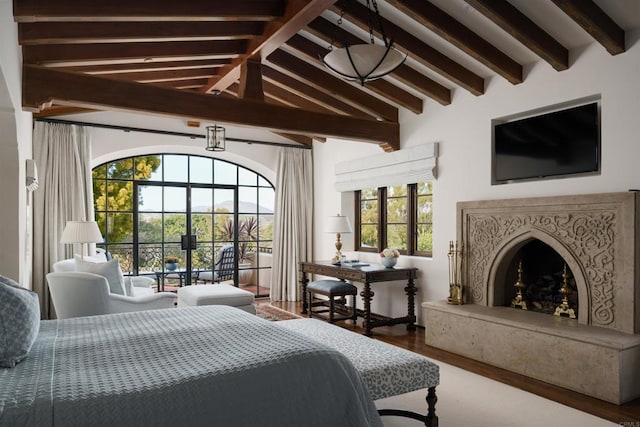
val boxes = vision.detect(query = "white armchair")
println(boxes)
[52,258,156,297]
[46,272,177,319]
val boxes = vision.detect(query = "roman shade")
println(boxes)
[334,143,438,192]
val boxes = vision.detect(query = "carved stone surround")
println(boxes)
[423,192,640,404]
[460,192,639,334]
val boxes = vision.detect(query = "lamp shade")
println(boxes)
[326,215,353,234]
[323,44,406,85]
[60,221,103,244]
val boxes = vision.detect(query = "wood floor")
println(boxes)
[268,300,640,425]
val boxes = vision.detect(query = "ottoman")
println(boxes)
[177,284,256,314]
[307,279,358,324]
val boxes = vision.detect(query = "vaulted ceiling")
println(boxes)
[12,0,634,151]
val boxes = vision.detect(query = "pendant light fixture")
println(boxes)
[322,0,407,86]
[205,125,225,152]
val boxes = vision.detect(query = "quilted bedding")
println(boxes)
[0,305,382,427]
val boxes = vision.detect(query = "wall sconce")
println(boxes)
[205,125,226,152]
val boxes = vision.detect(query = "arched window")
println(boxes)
[92,154,275,297]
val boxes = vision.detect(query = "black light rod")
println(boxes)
[34,117,311,149]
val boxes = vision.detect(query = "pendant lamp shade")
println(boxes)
[322,0,407,85]
[323,44,406,85]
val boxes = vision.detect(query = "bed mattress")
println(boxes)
[0,305,382,427]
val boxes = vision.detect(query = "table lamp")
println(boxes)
[326,214,352,260]
[60,220,104,259]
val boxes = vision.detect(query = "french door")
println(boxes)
[134,182,238,286]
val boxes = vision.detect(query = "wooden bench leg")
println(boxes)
[426,386,438,427]
[378,386,438,427]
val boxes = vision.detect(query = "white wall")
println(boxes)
[0,0,33,287]
[90,126,280,184]
[313,32,640,325]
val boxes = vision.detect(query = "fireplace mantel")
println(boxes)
[423,192,640,404]
[458,191,639,334]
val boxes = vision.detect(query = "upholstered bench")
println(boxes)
[307,279,358,323]
[277,318,439,427]
[177,284,256,314]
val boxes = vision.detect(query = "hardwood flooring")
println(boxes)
[268,299,640,425]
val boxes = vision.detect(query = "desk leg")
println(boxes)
[405,277,417,331]
[301,271,309,314]
[361,282,374,337]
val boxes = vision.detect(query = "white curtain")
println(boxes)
[270,147,313,302]
[32,122,93,319]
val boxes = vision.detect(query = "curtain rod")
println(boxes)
[34,117,312,150]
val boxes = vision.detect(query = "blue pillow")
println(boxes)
[0,275,41,368]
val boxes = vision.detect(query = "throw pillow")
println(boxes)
[0,275,40,368]
[74,255,126,295]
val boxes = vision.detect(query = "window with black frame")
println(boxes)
[355,182,432,257]
[92,154,275,297]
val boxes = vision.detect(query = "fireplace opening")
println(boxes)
[501,240,578,318]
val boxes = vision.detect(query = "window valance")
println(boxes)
[334,143,438,192]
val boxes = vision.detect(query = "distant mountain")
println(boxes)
[192,200,273,214]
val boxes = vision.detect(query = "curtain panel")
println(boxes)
[32,122,93,319]
[270,148,313,302]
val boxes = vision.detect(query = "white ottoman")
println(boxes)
[177,284,256,314]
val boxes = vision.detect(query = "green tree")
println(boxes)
[93,156,161,243]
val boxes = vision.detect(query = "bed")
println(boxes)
[0,305,382,427]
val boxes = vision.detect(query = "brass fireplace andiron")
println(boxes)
[511,260,528,310]
[447,241,464,305]
[554,264,577,319]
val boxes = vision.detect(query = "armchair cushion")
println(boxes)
[0,275,40,368]
[74,255,126,295]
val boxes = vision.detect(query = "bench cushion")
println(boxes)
[307,279,357,295]
[277,318,439,400]
[177,284,254,308]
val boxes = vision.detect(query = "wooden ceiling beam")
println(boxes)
[267,48,398,122]
[202,0,338,93]
[58,59,229,74]
[385,0,523,84]
[238,58,264,101]
[22,65,399,148]
[263,81,332,114]
[32,105,97,117]
[285,35,424,113]
[261,65,374,119]
[331,0,484,96]
[100,68,219,83]
[13,0,284,22]
[18,21,265,45]
[465,0,568,71]
[153,78,210,89]
[226,83,314,147]
[551,0,625,55]
[305,18,450,106]
[23,40,245,65]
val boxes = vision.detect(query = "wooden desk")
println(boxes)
[299,261,418,337]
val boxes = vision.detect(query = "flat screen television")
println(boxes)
[492,102,600,184]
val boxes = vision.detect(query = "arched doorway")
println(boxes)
[92,153,274,297]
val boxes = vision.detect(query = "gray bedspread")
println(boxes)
[0,305,382,427]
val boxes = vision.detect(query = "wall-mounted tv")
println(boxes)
[492,102,600,184]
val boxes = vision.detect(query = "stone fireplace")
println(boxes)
[423,192,640,404]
